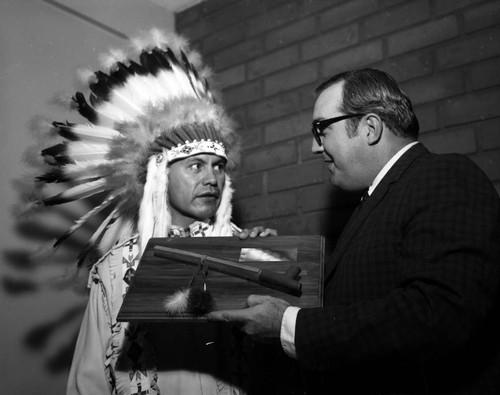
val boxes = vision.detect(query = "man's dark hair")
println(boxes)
[316,68,419,139]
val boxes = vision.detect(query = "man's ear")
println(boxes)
[365,114,383,145]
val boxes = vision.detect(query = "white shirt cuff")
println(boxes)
[280,306,301,359]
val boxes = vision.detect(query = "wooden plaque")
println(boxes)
[117,235,325,322]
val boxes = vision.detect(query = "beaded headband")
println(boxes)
[166,139,226,163]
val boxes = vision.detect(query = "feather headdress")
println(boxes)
[17,28,240,267]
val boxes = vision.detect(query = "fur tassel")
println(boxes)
[163,288,215,315]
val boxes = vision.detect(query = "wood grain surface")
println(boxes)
[117,235,325,322]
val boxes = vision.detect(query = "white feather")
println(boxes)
[138,152,170,252]
[54,191,119,246]
[152,155,170,238]
[108,88,146,116]
[157,69,195,100]
[163,288,190,314]
[84,207,120,254]
[170,63,197,96]
[95,74,168,121]
[70,124,121,141]
[63,159,116,178]
[94,100,138,123]
[44,178,107,204]
[94,66,198,124]
[211,175,234,236]
[98,217,134,255]
[67,141,110,161]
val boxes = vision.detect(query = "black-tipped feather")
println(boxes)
[204,79,214,101]
[88,92,101,108]
[41,143,72,166]
[115,61,134,77]
[180,51,196,76]
[98,70,124,88]
[108,63,129,86]
[140,51,162,75]
[53,192,117,248]
[165,48,182,68]
[180,50,205,99]
[76,241,95,268]
[152,49,172,70]
[53,121,80,141]
[89,71,112,100]
[127,60,147,75]
[42,178,107,206]
[36,169,67,183]
[76,211,118,268]
[89,69,126,100]
[72,92,98,123]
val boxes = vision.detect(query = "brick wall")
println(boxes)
[176,0,500,237]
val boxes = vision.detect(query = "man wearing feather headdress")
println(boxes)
[19,29,274,395]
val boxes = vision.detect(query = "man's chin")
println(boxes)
[193,206,219,221]
[330,174,340,187]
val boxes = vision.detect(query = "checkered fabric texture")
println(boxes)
[296,143,500,394]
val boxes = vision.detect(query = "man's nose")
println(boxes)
[311,136,323,154]
[202,167,217,185]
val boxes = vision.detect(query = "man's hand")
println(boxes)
[236,226,278,239]
[206,295,289,342]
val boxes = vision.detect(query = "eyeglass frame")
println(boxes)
[311,114,365,146]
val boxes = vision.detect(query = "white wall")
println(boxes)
[0,1,175,393]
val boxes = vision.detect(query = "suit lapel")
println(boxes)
[325,143,429,283]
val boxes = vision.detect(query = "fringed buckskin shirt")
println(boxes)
[67,222,245,395]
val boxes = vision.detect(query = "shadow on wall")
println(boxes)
[4,167,359,375]
[2,195,106,373]
[231,185,360,245]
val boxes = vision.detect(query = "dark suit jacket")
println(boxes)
[295,143,500,394]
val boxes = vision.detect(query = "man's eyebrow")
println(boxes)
[186,156,206,162]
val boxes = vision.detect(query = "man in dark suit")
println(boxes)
[208,69,500,394]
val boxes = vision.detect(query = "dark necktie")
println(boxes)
[360,189,370,204]
[349,189,370,221]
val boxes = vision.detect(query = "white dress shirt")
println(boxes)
[280,141,419,359]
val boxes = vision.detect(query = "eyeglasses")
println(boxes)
[311,114,364,145]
